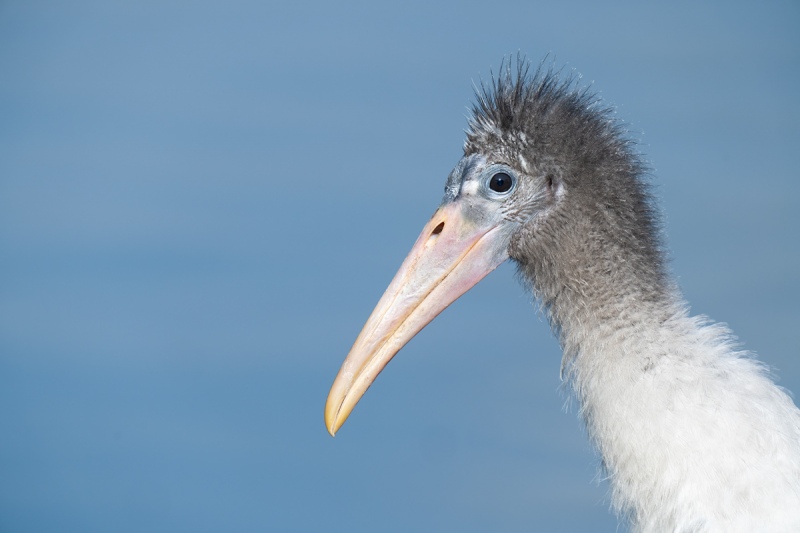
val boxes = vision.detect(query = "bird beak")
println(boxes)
[325,201,511,435]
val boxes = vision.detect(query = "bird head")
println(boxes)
[324,60,661,435]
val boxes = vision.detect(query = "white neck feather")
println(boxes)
[560,295,800,532]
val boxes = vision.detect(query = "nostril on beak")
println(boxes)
[426,222,445,247]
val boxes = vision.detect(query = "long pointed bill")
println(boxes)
[325,201,512,435]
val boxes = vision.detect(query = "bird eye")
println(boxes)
[489,172,513,193]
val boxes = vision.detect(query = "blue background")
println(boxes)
[1,1,798,531]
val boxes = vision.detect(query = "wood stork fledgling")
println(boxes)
[324,61,800,532]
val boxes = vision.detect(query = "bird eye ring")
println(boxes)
[480,165,517,199]
[488,172,514,194]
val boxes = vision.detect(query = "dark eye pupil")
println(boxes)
[489,172,512,193]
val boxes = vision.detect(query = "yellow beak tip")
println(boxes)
[325,417,337,437]
[324,407,341,437]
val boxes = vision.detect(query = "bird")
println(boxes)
[324,60,800,532]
